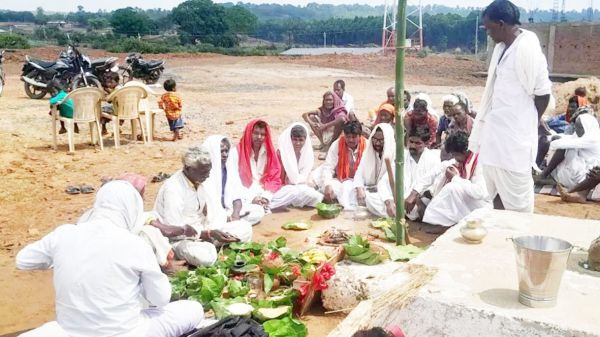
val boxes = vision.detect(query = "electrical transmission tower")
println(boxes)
[560,0,567,22]
[589,0,595,21]
[382,0,423,53]
[552,0,560,21]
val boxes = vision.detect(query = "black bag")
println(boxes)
[185,316,267,337]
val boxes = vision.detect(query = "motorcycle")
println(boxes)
[120,53,165,84]
[0,50,5,96]
[21,46,102,99]
[88,56,120,89]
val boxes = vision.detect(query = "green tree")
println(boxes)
[171,0,234,46]
[88,17,109,30]
[35,7,47,25]
[110,7,153,36]
[223,5,258,35]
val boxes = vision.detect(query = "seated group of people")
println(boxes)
[537,87,600,203]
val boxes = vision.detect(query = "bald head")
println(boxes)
[386,87,395,104]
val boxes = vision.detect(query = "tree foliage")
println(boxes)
[223,5,258,35]
[110,7,155,36]
[171,0,235,47]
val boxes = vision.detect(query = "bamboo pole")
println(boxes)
[394,0,408,246]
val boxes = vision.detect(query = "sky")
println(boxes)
[0,0,594,13]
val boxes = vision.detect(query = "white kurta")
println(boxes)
[412,159,489,227]
[312,138,361,209]
[229,146,274,203]
[549,114,600,189]
[16,181,203,337]
[342,92,355,113]
[271,123,323,209]
[403,148,441,220]
[353,123,396,216]
[153,170,252,266]
[202,135,265,225]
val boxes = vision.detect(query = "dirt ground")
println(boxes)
[1,48,599,336]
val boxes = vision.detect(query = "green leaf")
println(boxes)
[275,236,287,248]
[386,244,425,261]
[383,226,397,242]
[262,317,308,337]
[264,273,274,294]
[344,245,368,256]
[227,279,249,298]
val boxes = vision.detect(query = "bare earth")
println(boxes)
[1,48,598,336]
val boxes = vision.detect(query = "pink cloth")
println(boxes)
[318,91,348,124]
[116,173,148,197]
[386,325,406,337]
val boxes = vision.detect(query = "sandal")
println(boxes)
[151,172,171,183]
[80,184,95,194]
[65,186,81,195]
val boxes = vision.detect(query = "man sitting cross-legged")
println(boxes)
[405,131,489,232]
[403,127,441,220]
[354,123,396,217]
[303,91,348,159]
[271,123,324,209]
[229,119,283,211]
[202,135,266,225]
[153,146,252,267]
[312,120,367,209]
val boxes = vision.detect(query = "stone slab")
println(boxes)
[328,209,600,337]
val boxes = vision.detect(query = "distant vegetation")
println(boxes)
[0,1,598,54]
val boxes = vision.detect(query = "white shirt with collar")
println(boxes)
[154,170,206,230]
[342,92,355,113]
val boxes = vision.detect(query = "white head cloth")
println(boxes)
[202,135,243,210]
[80,180,144,234]
[360,123,396,186]
[278,122,314,185]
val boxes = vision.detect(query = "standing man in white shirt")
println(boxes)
[470,0,552,212]
[333,79,355,114]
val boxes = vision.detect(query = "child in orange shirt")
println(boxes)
[158,79,183,141]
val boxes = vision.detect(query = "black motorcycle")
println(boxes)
[21,46,103,99]
[120,53,165,84]
[86,56,119,89]
[0,50,5,97]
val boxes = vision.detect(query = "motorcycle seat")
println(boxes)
[141,60,164,68]
[90,58,110,67]
[31,59,57,68]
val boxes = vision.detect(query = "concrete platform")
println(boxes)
[328,209,600,337]
[281,47,383,56]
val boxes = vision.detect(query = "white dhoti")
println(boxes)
[270,185,323,209]
[365,190,389,218]
[226,203,265,226]
[326,179,356,210]
[207,219,253,243]
[143,300,204,337]
[551,150,597,190]
[423,180,489,227]
[172,239,218,267]
[483,165,533,213]
[20,301,204,337]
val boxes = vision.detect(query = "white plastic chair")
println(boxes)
[124,81,162,143]
[102,86,148,148]
[51,87,105,153]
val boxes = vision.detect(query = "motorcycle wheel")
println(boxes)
[119,67,132,84]
[72,76,102,90]
[145,69,162,85]
[23,70,48,99]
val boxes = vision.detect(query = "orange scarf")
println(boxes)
[336,135,366,180]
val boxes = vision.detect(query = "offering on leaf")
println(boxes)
[281,221,312,230]
[316,202,342,219]
[318,227,350,246]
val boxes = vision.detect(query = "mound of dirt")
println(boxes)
[552,77,600,115]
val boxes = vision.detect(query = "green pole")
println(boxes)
[394,0,407,246]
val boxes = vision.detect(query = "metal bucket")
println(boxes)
[512,235,573,308]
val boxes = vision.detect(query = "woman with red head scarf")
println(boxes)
[229,119,282,210]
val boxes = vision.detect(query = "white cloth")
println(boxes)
[483,164,534,213]
[413,160,489,227]
[139,225,172,267]
[353,123,396,215]
[15,181,200,337]
[403,148,441,196]
[471,29,552,173]
[278,122,314,185]
[153,170,253,266]
[229,147,273,202]
[549,114,600,189]
[272,122,323,208]
[202,135,265,225]
[410,93,440,120]
[342,92,355,113]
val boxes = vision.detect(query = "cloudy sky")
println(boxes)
[0,0,593,13]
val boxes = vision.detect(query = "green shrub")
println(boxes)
[416,47,428,58]
[0,34,31,49]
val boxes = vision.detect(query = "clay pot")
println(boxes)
[460,219,487,244]
[588,236,600,272]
